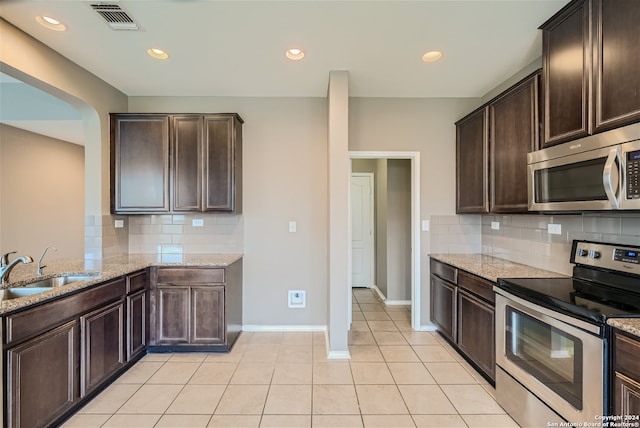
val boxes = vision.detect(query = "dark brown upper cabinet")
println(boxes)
[456,71,540,214]
[173,114,243,213]
[456,107,489,214]
[541,0,640,147]
[111,113,243,214]
[111,115,170,213]
[490,71,540,213]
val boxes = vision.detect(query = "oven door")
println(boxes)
[495,291,604,424]
[528,145,621,211]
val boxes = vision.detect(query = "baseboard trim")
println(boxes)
[385,300,411,306]
[327,350,351,360]
[414,324,437,332]
[242,325,327,332]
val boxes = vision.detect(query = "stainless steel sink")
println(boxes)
[0,287,52,301]
[23,274,98,288]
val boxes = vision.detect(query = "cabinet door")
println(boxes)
[430,276,456,342]
[457,289,495,381]
[191,286,225,344]
[157,285,190,344]
[541,0,590,147]
[490,72,540,213]
[456,107,489,213]
[173,115,203,211]
[7,321,79,428]
[81,300,125,396]
[592,0,640,132]
[204,115,240,212]
[111,114,170,213]
[614,372,640,417]
[127,289,148,360]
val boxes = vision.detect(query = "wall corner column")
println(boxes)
[327,70,350,358]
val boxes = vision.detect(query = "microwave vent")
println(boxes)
[90,3,139,30]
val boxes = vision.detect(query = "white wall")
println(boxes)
[0,124,84,263]
[129,96,329,327]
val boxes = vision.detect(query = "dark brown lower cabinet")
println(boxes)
[191,286,224,344]
[152,261,242,350]
[127,289,148,360]
[430,275,456,343]
[3,271,149,428]
[613,330,640,416]
[430,258,496,383]
[6,320,79,428]
[457,289,495,380]
[157,285,190,344]
[80,300,125,396]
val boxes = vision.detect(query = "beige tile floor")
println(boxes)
[62,288,519,428]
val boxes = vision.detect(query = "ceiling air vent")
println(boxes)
[90,3,139,30]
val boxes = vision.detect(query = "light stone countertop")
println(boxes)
[608,318,640,338]
[0,253,243,315]
[429,253,567,282]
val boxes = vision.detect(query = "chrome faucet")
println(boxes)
[37,246,58,276]
[0,253,34,284]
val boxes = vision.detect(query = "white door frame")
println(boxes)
[349,151,421,330]
[350,172,375,289]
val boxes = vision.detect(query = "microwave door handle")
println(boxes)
[603,148,621,209]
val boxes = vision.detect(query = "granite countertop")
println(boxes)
[429,253,567,282]
[0,253,243,315]
[608,318,640,338]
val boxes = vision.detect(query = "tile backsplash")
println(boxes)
[430,213,640,275]
[128,213,243,254]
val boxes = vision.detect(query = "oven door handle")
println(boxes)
[603,147,621,209]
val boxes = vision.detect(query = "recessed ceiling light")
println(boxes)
[35,15,67,31]
[285,48,305,61]
[147,48,169,60]
[422,51,443,62]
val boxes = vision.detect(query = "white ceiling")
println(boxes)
[0,0,569,99]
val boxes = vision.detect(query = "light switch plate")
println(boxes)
[289,221,297,233]
[491,221,500,230]
[114,219,124,228]
[421,220,430,231]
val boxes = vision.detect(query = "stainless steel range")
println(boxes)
[495,240,640,427]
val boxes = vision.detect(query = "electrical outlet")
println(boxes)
[491,221,500,230]
[289,221,297,233]
[288,290,306,308]
[421,220,430,231]
[114,219,124,228]
[548,224,562,235]
[192,218,204,227]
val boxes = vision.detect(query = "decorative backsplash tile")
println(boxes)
[430,213,640,276]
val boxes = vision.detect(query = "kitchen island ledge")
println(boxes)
[0,253,242,315]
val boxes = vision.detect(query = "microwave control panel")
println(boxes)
[627,149,640,199]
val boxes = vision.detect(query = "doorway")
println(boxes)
[349,151,421,329]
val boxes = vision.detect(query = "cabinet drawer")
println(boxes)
[430,259,457,283]
[157,268,225,285]
[457,271,495,304]
[128,269,148,294]
[615,331,640,380]
[5,278,126,345]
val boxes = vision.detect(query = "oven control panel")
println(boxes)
[614,248,640,264]
[572,241,640,275]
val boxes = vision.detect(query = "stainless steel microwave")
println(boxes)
[528,123,640,211]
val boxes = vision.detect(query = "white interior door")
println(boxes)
[351,173,374,288]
